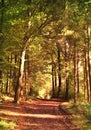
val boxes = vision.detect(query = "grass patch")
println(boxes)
[0,119,16,130]
[62,101,91,130]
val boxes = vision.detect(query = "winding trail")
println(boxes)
[0,98,79,130]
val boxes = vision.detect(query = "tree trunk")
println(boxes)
[56,43,61,97]
[74,43,78,104]
[54,68,57,93]
[87,26,91,102]
[77,51,79,94]
[13,55,17,91]
[84,46,89,101]
[65,72,69,100]
[51,55,55,97]
[14,50,26,103]
[14,74,20,104]
[65,42,69,100]
[5,57,9,94]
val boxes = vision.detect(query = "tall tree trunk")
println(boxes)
[25,53,30,95]
[84,46,89,101]
[14,50,26,103]
[65,42,69,100]
[84,51,86,100]
[56,43,61,97]
[77,51,80,94]
[14,74,20,104]
[74,43,78,104]
[65,72,69,100]
[6,56,9,94]
[12,54,18,94]
[51,55,55,97]
[87,26,91,102]
[6,76,9,94]
[54,68,57,93]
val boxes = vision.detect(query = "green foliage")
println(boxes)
[67,102,91,130]
[0,120,16,130]
[80,103,91,120]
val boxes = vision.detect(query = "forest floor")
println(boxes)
[0,97,79,130]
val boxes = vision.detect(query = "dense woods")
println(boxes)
[0,0,91,104]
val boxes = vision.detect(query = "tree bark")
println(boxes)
[74,43,78,104]
[51,55,55,97]
[87,26,91,102]
[56,43,61,97]
[77,51,79,94]
[5,56,9,94]
[14,50,26,103]
[65,42,69,100]
[84,46,89,101]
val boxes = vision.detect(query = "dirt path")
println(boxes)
[0,99,79,130]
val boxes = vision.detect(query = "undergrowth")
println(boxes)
[0,94,16,130]
[65,101,91,130]
[0,119,16,130]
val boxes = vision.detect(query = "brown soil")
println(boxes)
[0,98,79,130]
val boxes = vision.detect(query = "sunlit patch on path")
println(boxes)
[0,110,66,119]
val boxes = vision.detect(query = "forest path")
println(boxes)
[0,98,79,130]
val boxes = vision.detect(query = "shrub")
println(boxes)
[0,120,16,130]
